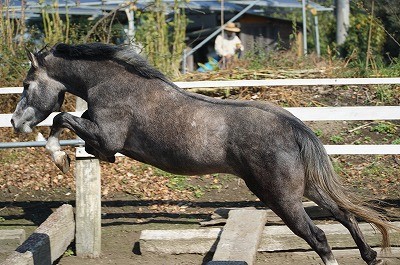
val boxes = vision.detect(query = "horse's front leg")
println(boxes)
[46,123,71,173]
[46,112,118,173]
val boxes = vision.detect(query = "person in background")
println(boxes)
[214,22,244,66]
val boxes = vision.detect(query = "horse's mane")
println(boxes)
[50,43,170,82]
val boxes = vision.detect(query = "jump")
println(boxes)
[11,43,398,265]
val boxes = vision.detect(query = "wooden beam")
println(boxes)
[75,156,101,258]
[139,221,400,255]
[0,204,75,265]
[211,209,267,264]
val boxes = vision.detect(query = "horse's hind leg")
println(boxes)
[305,188,381,265]
[243,172,337,264]
[266,198,338,265]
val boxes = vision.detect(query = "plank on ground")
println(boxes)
[0,230,26,253]
[140,228,222,254]
[200,202,330,226]
[258,222,400,252]
[211,209,267,264]
[0,204,75,265]
[139,221,400,255]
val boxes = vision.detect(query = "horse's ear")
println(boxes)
[25,48,39,69]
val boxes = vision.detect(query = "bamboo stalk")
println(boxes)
[365,0,375,71]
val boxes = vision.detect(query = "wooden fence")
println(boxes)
[1,77,399,257]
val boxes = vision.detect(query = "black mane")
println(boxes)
[50,43,170,82]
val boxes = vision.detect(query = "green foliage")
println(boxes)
[378,57,400,77]
[362,160,396,179]
[370,122,397,135]
[62,248,75,257]
[374,85,396,104]
[165,175,204,198]
[243,44,269,70]
[0,1,31,86]
[333,0,400,73]
[40,0,71,45]
[330,134,344,144]
[331,159,345,175]
[314,129,323,137]
[310,7,336,57]
[135,0,187,77]
[0,0,87,86]
[341,2,386,64]
[367,0,400,58]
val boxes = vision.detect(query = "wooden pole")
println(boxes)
[301,0,308,55]
[366,0,375,71]
[74,97,101,258]
[75,151,101,258]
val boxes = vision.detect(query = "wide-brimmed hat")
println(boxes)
[224,22,240,32]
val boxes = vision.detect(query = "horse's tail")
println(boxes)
[292,121,398,249]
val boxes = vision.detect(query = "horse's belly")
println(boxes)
[120,148,231,176]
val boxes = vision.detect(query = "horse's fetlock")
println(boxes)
[46,136,61,153]
[368,259,386,265]
[364,249,378,264]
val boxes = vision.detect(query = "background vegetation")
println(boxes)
[0,0,399,205]
[1,0,400,84]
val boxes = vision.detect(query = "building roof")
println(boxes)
[3,0,332,19]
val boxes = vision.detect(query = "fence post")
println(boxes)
[74,97,101,258]
[75,149,102,258]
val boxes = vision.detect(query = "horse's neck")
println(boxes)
[55,59,98,101]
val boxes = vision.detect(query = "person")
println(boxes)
[214,22,244,66]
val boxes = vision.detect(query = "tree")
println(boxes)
[336,0,349,46]
[367,0,400,59]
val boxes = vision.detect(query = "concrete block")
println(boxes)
[258,222,400,252]
[140,228,222,254]
[0,230,26,253]
[140,221,400,255]
[207,260,248,265]
[212,209,267,265]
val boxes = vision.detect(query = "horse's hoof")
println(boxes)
[369,259,386,265]
[54,151,71,174]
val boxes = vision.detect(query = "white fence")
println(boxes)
[1,78,400,154]
[1,78,399,257]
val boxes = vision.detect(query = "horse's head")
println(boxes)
[11,49,66,133]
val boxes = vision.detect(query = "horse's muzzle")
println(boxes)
[11,107,35,133]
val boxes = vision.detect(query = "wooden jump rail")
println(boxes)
[1,78,399,260]
[0,204,75,265]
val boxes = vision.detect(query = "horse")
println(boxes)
[11,43,397,265]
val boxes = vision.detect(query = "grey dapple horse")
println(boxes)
[11,43,397,265]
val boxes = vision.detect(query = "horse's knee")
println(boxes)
[314,226,328,244]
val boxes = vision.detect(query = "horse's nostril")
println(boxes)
[10,118,15,128]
